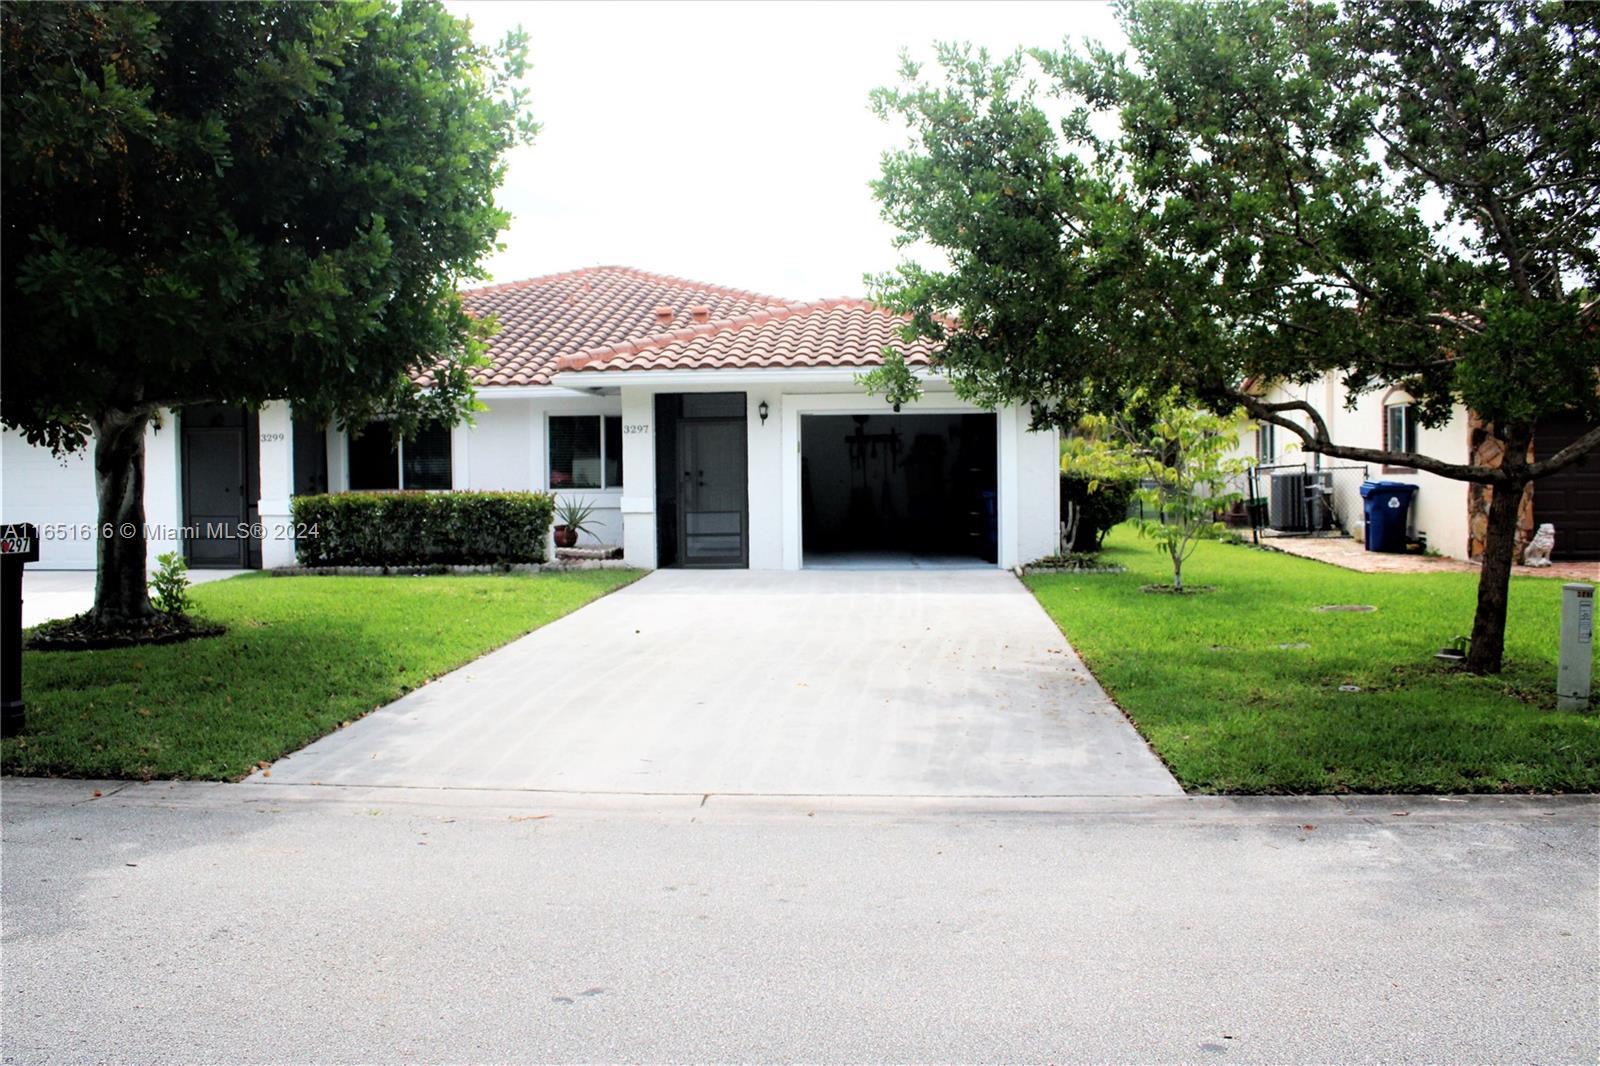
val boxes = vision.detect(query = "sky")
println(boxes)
[444,1,1126,301]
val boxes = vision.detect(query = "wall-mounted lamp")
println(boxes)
[758,400,770,425]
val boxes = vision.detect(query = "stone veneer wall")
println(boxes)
[1466,413,1535,561]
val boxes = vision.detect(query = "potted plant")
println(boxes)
[1435,634,1470,664]
[553,496,599,549]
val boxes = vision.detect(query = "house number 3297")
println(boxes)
[622,424,650,434]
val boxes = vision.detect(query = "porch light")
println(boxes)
[758,400,769,425]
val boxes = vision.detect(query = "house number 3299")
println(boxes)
[622,424,650,434]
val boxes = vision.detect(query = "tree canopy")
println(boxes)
[2,0,536,451]
[868,0,1600,670]
[0,1,536,625]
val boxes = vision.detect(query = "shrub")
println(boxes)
[290,491,556,567]
[149,550,193,615]
[1059,475,1135,552]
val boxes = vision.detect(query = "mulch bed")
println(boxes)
[27,612,226,652]
[1022,554,1128,575]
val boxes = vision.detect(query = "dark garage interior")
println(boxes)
[801,413,997,567]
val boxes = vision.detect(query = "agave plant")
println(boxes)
[554,496,600,544]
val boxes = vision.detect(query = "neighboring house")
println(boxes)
[1235,374,1599,562]
[1,267,1060,572]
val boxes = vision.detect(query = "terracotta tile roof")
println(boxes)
[553,299,939,376]
[418,266,796,388]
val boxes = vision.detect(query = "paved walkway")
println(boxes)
[21,568,249,627]
[257,569,1181,797]
[1264,533,1598,580]
[3,780,1594,1064]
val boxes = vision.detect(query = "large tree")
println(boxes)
[1,1,535,628]
[868,0,1600,672]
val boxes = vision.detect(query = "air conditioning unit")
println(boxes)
[1269,472,1308,531]
[1269,470,1336,532]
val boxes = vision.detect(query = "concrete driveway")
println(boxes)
[259,569,1180,796]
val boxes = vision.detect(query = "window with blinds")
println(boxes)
[402,422,452,490]
[550,416,623,489]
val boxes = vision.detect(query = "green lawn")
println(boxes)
[3,569,640,781]
[1025,528,1600,794]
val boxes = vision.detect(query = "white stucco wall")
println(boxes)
[2,428,98,569]
[326,391,627,551]
[7,381,1063,575]
[257,401,296,568]
[597,375,1056,572]
[2,414,182,571]
[1235,377,1473,559]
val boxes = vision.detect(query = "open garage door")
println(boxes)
[801,412,997,568]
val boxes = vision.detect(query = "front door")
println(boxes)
[655,393,748,567]
[182,406,261,568]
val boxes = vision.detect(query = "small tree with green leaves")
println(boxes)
[1064,396,1250,591]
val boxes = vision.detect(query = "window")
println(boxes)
[347,427,400,490]
[1384,401,1417,456]
[1255,423,1276,462]
[550,415,623,489]
[403,423,452,490]
[347,420,452,491]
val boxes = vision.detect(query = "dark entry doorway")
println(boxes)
[801,412,997,567]
[655,393,748,568]
[181,405,261,568]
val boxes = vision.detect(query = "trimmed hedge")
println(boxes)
[1060,474,1136,552]
[291,491,555,566]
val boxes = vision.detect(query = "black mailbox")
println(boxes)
[2,522,39,737]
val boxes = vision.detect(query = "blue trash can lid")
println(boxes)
[1361,479,1417,496]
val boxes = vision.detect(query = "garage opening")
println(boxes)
[801,413,997,568]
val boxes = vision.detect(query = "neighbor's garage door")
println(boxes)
[1,428,98,569]
[1534,412,1600,561]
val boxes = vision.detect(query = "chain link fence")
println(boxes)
[1226,461,1372,543]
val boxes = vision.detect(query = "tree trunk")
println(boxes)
[92,406,157,627]
[1171,547,1183,592]
[1465,425,1531,674]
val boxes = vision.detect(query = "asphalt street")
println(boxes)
[3,780,1596,1064]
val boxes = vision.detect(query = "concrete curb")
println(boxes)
[5,777,1595,824]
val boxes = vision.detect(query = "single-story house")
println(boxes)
[1,267,1061,572]
[1234,374,1598,562]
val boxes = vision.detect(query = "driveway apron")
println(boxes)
[257,569,1182,796]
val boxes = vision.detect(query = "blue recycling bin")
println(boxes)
[1359,480,1418,552]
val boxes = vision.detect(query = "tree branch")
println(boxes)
[1229,391,1509,483]
[1527,423,1600,480]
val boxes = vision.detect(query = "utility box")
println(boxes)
[1557,583,1594,712]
